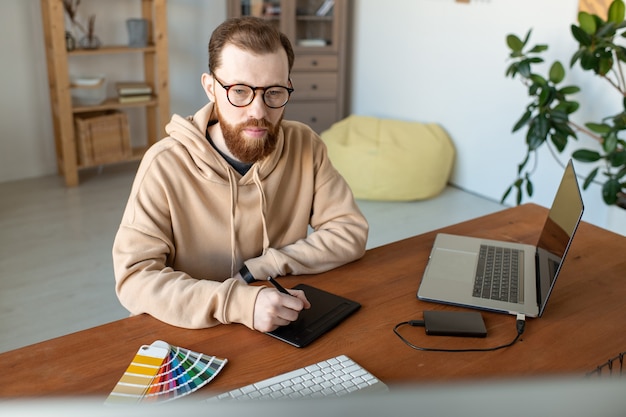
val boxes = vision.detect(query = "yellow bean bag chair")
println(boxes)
[321,115,455,201]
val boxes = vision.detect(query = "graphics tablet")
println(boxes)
[267,284,361,348]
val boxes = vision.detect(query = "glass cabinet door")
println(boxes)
[237,0,282,31]
[294,0,336,50]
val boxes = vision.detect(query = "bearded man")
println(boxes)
[112,16,368,333]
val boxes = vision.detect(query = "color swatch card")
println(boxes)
[105,340,227,404]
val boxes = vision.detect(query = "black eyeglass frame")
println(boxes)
[212,74,294,109]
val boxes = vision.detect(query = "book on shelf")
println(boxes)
[118,94,153,104]
[115,81,152,96]
[316,0,334,16]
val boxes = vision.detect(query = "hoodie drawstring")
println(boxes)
[252,167,270,255]
[227,166,270,278]
[227,168,238,277]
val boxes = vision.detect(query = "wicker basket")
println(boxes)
[74,111,131,166]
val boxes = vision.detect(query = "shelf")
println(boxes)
[295,15,333,20]
[72,97,158,113]
[68,45,157,56]
[40,0,169,187]
[77,146,148,169]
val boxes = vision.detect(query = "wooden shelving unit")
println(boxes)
[40,0,169,186]
[228,0,350,133]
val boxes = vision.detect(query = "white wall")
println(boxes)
[1,0,623,232]
[352,0,623,232]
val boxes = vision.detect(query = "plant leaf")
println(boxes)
[570,48,585,67]
[528,44,549,53]
[525,176,534,197]
[571,24,593,46]
[585,122,612,133]
[554,100,579,114]
[518,60,531,77]
[602,178,620,204]
[517,153,530,174]
[526,116,549,150]
[522,29,532,47]
[572,149,602,162]
[583,167,599,190]
[578,11,597,35]
[512,110,532,132]
[608,0,626,24]
[501,185,513,203]
[505,62,518,77]
[598,56,614,75]
[604,132,618,153]
[580,50,599,70]
[597,21,617,37]
[549,61,566,83]
[558,85,581,95]
[538,87,552,106]
[506,34,524,52]
[550,132,569,152]
[609,148,626,167]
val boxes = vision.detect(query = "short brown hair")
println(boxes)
[208,16,294,75]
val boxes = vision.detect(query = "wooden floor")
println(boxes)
[0,163,504,353]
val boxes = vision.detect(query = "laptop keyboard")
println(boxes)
[473,245,523,303]
[206,355,388,401]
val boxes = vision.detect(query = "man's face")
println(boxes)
[203,44,290,164]
[213,98,283,164]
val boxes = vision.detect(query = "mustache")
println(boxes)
[242,118,270,128]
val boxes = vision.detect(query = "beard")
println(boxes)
[215,102,282,164]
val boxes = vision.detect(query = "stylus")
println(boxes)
[268,277,291,295]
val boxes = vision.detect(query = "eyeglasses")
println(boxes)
[213,74,294,109]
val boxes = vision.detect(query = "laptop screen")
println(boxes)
[535,160,584,314]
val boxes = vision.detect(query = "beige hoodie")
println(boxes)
[112,103,368,330]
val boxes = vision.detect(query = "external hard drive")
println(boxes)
[423,310,487,338]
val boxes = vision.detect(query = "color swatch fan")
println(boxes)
[105,340,227,404]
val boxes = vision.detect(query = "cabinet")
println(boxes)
[227,0,349,133]
[40,0,169,186]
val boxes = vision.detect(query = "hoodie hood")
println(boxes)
[164,102,284,186]
[164,102,276,276]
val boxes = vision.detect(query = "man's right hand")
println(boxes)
[252,287,311,332]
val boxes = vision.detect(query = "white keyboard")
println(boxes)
[208,355,388,401]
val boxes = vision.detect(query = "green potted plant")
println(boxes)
[503,0,626,209]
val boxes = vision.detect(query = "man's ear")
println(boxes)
[201,73,215,102]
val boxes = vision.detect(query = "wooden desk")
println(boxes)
[1,204,625,398]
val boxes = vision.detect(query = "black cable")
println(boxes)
[393,314,526,352]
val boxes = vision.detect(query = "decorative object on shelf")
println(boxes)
[74,110,131,166]
[503,0,626,208]
[316,0,334,16]
[78,14,101,49]
[116,81,153,103]
[70,74,106,106]
[126,18,149,47]
[65,31,76,51]
[62,0,100,49]
[63,0,86,38]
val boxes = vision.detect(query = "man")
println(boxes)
[112,17,368,334]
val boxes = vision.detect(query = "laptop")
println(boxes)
[417,160,584,317]
[267,284,361,347]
